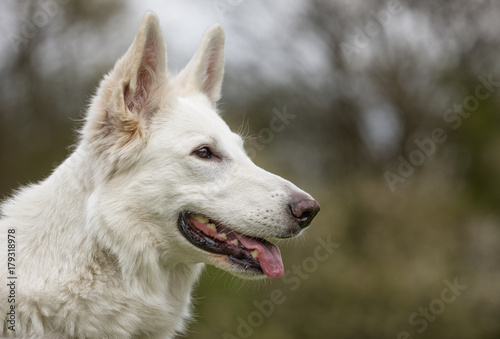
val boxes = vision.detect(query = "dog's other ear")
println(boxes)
[90,12,169,139]
[175,24,225,106]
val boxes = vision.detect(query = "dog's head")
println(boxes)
[83,12,319,279]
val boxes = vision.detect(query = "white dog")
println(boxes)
[0,12,319,338]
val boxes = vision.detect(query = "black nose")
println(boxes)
[289,195,320,229]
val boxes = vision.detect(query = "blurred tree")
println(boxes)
[0,0,124,194]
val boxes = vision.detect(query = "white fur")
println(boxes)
[0,12,315,338]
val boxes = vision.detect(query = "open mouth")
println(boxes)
[178,212,284,278]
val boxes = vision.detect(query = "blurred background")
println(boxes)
[1,0,500,338]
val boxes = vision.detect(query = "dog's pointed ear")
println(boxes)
[175,24,225,106]
[95,12,169,137]
[120,11,167,119]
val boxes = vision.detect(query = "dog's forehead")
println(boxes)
[175,97,231,133]
[152,96,245,153]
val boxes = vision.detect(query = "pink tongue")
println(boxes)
[236,235,284,278]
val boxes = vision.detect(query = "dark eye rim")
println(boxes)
[193,146,215,160]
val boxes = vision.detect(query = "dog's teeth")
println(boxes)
[250,249,259,259]
[192,214,209,224]
[207,223,217,232]
[230,239,239,246]
[219,233,227,240]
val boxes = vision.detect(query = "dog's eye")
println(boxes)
[194,147,212,159]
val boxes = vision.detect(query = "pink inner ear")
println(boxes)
[201,47,219,96]
[199,35,223,102]
[125,33,161,117]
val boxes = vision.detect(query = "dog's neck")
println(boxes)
[1,146,204,337]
